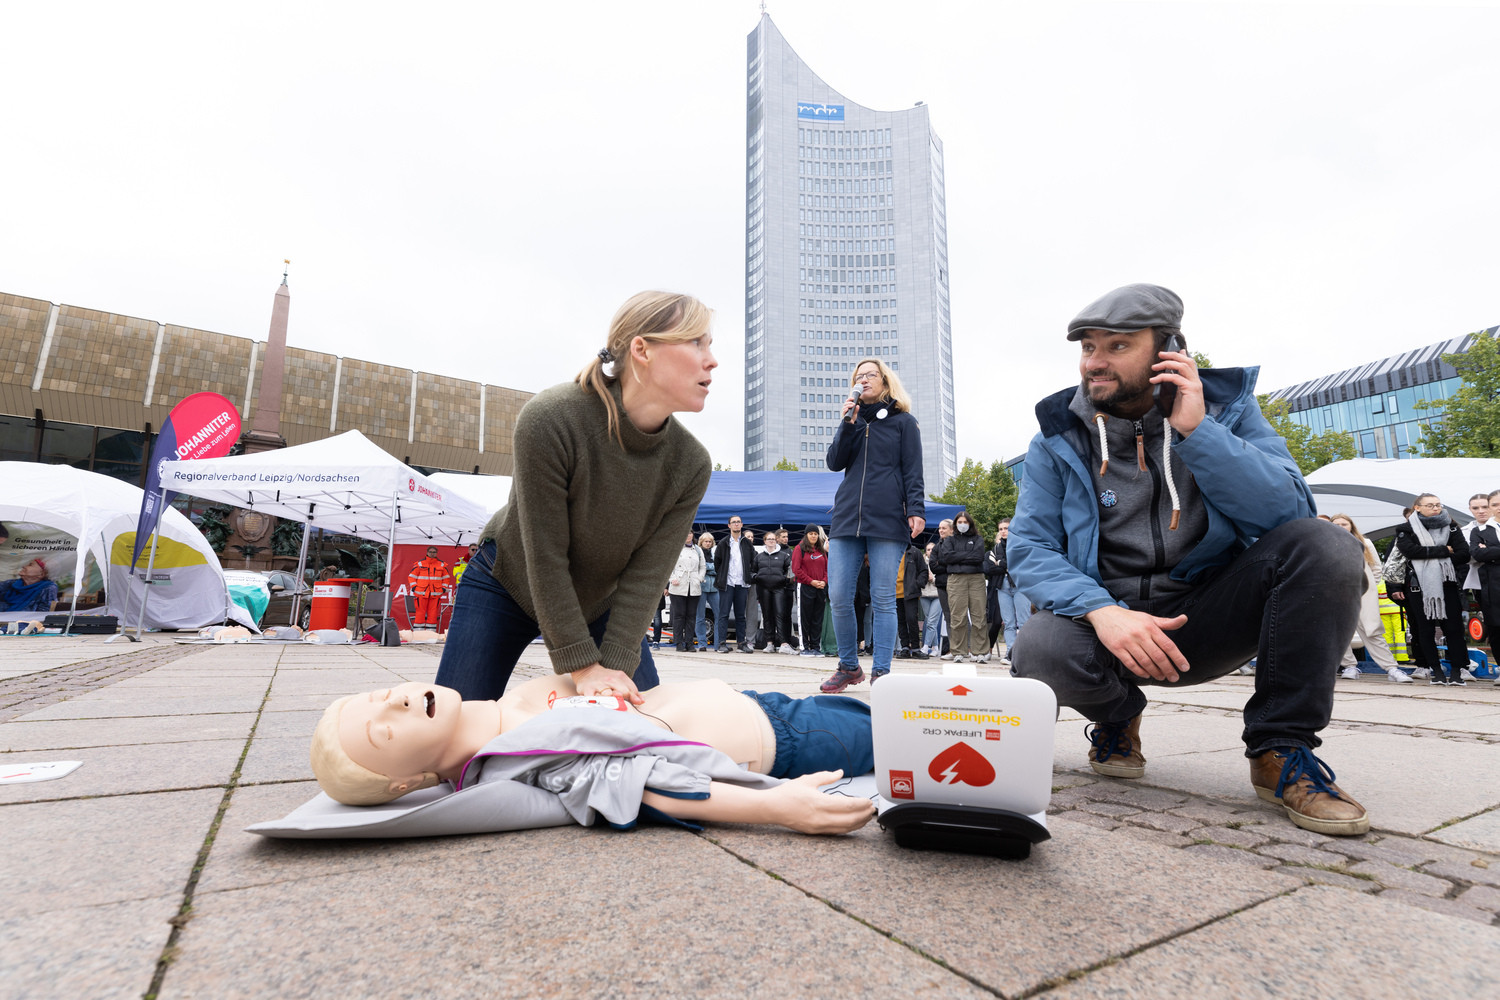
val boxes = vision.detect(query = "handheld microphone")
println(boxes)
[845,384,863,422]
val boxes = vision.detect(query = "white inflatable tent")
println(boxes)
[0,462,250,630]
[1307,457,1500,538]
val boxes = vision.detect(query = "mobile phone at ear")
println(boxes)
[1154,332,1185,416]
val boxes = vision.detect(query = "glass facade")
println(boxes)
[1265,328,1495,460]
[745,15,957,489]
[1,414,153,486]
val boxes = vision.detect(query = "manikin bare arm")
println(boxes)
[640,770,874,835]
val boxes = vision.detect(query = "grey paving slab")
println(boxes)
[238,734,321,784]
[1042,886,1500,998]
[171,825,992,1000]
[0,738,244,803]
[0,712,257,752]
[1,788,222,914]
[705,814,1300,997]
[16,693,268,720]
[1062,717,1500,837]
[0,895,176,1000]
[249,707,324,739]
[1429,806,1500,854]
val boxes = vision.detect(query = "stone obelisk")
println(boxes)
[241,261,291,454]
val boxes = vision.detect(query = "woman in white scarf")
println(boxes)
[1329,514,1411,684]
[1394,494,1472,686]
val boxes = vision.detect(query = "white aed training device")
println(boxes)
[871,673,1057,858]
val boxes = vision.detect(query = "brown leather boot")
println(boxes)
[1086,714,1145,778]
[1250,747,1369,836]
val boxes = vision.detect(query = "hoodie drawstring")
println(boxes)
[1093,413,1109,476]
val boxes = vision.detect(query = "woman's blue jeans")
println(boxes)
[828,536,906,673]
[920,594,943,649]
[435,541,658,701]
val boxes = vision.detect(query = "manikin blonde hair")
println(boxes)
[575,290,713,446]
[309,695,442,806]
[849,357,913,413]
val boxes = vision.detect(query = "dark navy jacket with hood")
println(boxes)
[825,399,926,542]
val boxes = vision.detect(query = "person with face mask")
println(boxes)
[936,511,988,663]
[752,531,793,653]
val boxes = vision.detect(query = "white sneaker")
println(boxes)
[975,654,990,664]
[1235,663,1254,675]
[1340,666,1361,680]
[779,643,795,655]
[1461,668,1477,681]
[1387,668,1413,684]
[1411,667,1432,679]
[940,653,955,661]
[999,656,1012,667]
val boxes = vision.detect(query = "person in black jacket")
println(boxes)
[822,358,927,691]
[937,510,989,663]
[896,543,930,659]
[753,533,794,652]
[1476,488,1500,676]
[1395,493,1471,686]
[713,516,757,653]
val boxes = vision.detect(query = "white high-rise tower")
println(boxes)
[743,15,956,491]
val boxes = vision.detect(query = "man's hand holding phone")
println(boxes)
[1151,336,1204,437]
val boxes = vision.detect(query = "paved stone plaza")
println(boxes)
[2,636,1498,998]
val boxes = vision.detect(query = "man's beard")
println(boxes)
[1083,370,1153,417]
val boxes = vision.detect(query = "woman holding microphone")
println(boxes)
[821,358,926,691]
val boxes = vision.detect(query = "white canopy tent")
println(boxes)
[1306,458,1500,538]
[428,472,511,520]
[0,462,253,630]
[159,430,491,593]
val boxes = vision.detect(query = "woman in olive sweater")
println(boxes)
[435,291,716,703]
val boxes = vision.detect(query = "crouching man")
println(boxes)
[1008,283,1370,835]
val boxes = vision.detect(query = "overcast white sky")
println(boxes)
[5,0,1497,475]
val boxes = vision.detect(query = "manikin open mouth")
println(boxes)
[424,691,435,717]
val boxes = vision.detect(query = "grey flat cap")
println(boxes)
[1066,283,1183,340]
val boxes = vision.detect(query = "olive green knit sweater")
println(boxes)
[481,380,710,676]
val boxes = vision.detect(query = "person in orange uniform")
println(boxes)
[408,546,451,630]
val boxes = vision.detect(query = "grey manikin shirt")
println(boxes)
[1066,386,1209,610]
[457,708,782,829]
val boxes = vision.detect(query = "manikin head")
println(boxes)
[310,683,473,805]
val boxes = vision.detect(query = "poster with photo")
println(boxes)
[0,521,102,612]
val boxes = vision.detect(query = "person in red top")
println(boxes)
[792,525,829,657]
[408,546,451,630]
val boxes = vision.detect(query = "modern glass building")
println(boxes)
[743,15,957,491]
[1263,328,1496,460]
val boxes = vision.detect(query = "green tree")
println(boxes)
[929,459,1019,536]
[1257,395,1357,475]
[1414,331,1500,457]
[771,456,798,471]
[712,461,734,471]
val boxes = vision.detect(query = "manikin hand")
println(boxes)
[767,771,876,834]
[1083,605,1190,682]
[572,663,644,705]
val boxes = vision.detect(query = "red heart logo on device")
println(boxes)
[928,742,996,787]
